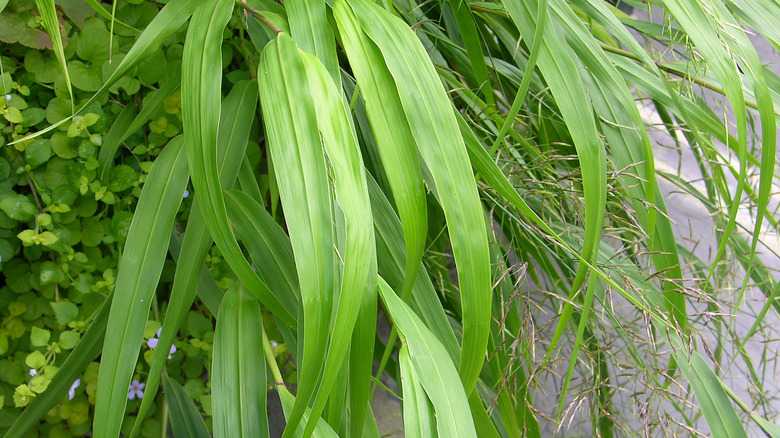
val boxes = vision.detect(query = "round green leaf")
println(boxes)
[81,216,104,247]
[108,165,139,192]
[45,97,73,125]
[59,330,80,350]
[50,132,78,159]
[40,261,65,285]
[30,326,51,347]
[0,194,36,221]
[24,50,60,83]
[50,301,79,325]
[68,61,103,92]
[25,350,46,369]
[24,139,52,168]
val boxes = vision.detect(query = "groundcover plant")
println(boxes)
[1,0,780,436]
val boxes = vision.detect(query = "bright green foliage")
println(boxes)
[2,0,780,436]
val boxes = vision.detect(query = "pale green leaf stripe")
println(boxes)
[213,286,268,438]
[162,375,210,438]
[182,0,293,324]
[378,276,477,437]
[674,350,748,438]
[334,1,427,302]
[300,50,377,438]
[12,0,200,145]
[130,80,267,437]
[99,78,180,181]
[286,0,340,84]
[345,0,492,393]
[399,343,436,438]
[257,34,334,438]
[4,294,110,438]
[277,388,340,438]
[93,136,189,438]
[34,0,73,109]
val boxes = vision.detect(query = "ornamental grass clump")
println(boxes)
[1,0,779,436]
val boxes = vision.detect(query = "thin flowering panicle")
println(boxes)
[147,328,177,359]
[128,380,144,400]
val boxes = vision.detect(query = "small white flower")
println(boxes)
[29,369,37,377]
[128,380,145,400]
[68,379,81,400]
[270,341,278,348]
[183,189,190,198]
[146,337,159,348]
[5,94,11,102]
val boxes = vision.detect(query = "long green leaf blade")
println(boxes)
[93,136,189,438]
[299,50,377,438]
[34,0,73,110]
[182,0,293,324]
[334,1,427,303]
[212,285,269,438]
[130,80,264,437]
[257,33,335,437]
[377,276,477,437]
[344,0,492,393]
[675,350,748,438]
[162,375,210,438]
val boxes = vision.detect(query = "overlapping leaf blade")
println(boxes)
[334,1,427,303]
[163,375,210,438]
[212,285,268,438]
[93,136,189,438]
[343,0,492,393]
[399,343,436,438]
[378,276,477,437]
[257,34,335,437]
[298,51,377,437]
[181,0,293,324]
[130,80,264,437]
